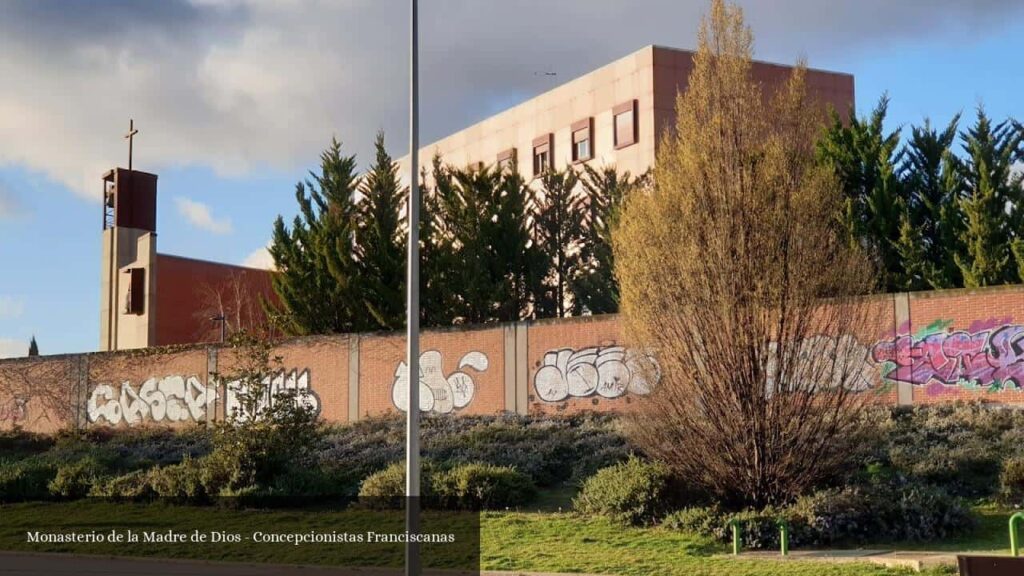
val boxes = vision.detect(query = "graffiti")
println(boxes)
[392,350,489,414]
[765,335,876,393]
[224,369,320,422]
[87,376,215,425]
[0,396,28,425]
[534,346,660,402]
[871,319,1024,393]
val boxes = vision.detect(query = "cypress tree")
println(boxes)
[267,138,361,335]
[817,96,907,290]
[955,109,1021,287]
[572,164,647,315]
[532,168,583,318]
[354,132,407,330]
[27,336,38,357]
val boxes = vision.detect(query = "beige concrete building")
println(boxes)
[405,45,854,179]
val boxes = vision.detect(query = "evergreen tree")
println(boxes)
[267,138,362,335]
[531,168,584,318]
[817,96,907,291]
[490,165,539,322]
[901,116,964,288]
[571,164,647,315]
[354,132,407,330]
[955,109,1021,287]
[27,336,38,357]
[419,157,459,327]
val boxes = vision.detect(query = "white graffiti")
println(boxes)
[87,376,216,425]
[225,369,320,422]
[392,350,488,414]
[766,335,875,394]
[534,346,660,402]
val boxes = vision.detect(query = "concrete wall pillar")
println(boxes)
[206,347,218,426]
[502,322,530,415]
[348,335,360,422]
[893,292,913,406]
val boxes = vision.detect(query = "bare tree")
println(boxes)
[613,0,877,508]
[193,270,278,343]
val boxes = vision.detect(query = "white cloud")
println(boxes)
[0,338,27,359]
[0,0,1020,200]
[241,244,275,270]
[174,196,233,234]
[0,296,25,320]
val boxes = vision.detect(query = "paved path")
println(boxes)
[737,549,960,571]
[0,551,603,576]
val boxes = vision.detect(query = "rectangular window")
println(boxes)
[496,148,517,172]
[571,118,593,163]
[613,100,637,149]
[532,134,552,177]
[124,268,145,315]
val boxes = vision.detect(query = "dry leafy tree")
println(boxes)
[614,0,878,508]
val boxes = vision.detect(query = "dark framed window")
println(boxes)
[613,100,638,149]
[496,148,517,172]
[532,134,552,177]
[124,267,145,315]
[571,117,593,163]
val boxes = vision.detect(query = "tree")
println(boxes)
[571,164,648,315]
[428,163,537,324]
[27,336,38,357]
[955,109,1022,287]
[532,168,584,318]
[900,116,964,288]
[267,138,362,335]
[614,0,876,508]
[818,96,907,290]
[354,132,407,330]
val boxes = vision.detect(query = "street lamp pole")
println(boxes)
[405,0,421,574]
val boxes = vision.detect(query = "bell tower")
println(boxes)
[99,121,159,351]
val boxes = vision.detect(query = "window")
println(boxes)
[571,118,593,163]
[496,148,516,172]
[124,268,145,315]
[613,100,637,149]
[532,134,552,177]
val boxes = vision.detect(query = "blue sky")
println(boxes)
[1,0,1022,357]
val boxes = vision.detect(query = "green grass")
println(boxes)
[0,501,965,575]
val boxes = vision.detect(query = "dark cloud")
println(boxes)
[0,0,1020,199]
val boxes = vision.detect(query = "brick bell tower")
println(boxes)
[99,120,158,351]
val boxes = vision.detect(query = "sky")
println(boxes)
[1,0,1022,358]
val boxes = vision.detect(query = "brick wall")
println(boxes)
[5,285,1024,433]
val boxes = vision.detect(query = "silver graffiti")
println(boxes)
[534,346,660,402]
[392,350,488,414]
[224,369,319,422]
[87,376,215,425]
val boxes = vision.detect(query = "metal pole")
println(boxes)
[405,0,421,574]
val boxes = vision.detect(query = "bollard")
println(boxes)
[727,518,742,556]
[777,518,789,557]
[1011,512,1024,557]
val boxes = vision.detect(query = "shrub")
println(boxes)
[359,461,437,509]
[48,457,108,499]
[999,457,1024,507]
[0,459,57,502]
[89,470,154,501]
[434,463,536,510]
[147,457,207,503]
[573,456,672,526]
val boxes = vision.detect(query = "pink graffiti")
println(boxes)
[871,322,1024,389]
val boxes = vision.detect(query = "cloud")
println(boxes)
[0,338,27,360]
[0,181,24,219]
[0,0,1021,200]
[0,296,25,320]
[241,244,274,270]
[174,197,233,234]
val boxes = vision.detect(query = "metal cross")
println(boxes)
[125,119,139,171]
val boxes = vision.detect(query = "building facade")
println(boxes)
[99,168,276,351]
[403,45,854,179]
